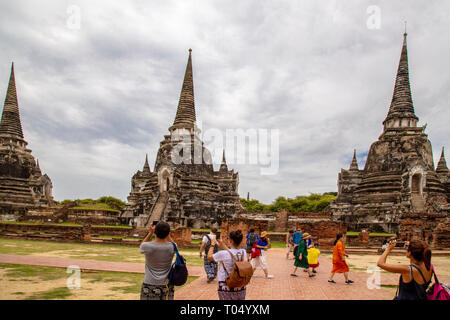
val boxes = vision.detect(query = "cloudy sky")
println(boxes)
[0,0,449,204]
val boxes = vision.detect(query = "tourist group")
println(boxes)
[139,221,443,300]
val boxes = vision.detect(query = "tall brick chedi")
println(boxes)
[330,33,449,233]
[0,64,54,218]
[120,50,245,228]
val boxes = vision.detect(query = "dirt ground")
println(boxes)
[0,263,198,300]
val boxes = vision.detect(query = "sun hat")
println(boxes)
[261,231,268,238]
[302,233,311,240]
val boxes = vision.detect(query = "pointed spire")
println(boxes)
[383,32,418,125]
[436,147,448,173]
[220,149,228,172]
[172,49,196,128]
[0,63,24,138]
[349,149,359,171]
[143,153,151,174]
[35,159,42,174]
[222,149,226,164]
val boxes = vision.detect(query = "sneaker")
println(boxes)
[309,274,316,278]
[328,280,336,284]
[346,280,354,284]
[266,275,274,279]
[312,270,317,273]
[290,274,298,277]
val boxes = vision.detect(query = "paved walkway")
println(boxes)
[2,250,448,300]
[175,249,398,300]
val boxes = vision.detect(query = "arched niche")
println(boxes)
[158,167,173,192]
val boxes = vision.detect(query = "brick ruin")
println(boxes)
[0,64,54,220]
[219,212,346,249]
[120,49,245,229]
[330,33,450,243]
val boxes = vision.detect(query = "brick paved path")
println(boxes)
[2,250,448,300]
[176,249,400,300]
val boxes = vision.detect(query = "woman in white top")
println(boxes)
[207,229,247,300]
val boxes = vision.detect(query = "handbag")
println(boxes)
[251,242,261,259]
[168,242,188,286]
[427,265,450,300]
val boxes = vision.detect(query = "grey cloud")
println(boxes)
[0,0,448,203]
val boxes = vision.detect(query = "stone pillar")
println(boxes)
[274,209,289,232]
[432,220,450,249]
[81,224,91,241]
[358,229,370,247]
[170,227,192,246]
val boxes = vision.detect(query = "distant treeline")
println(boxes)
[240,192,337,212]
[58,196,126,211]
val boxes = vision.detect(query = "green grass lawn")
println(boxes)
[346,231,396,236]
[0,263,198,300]
[269,241,285,248]
[0,221,132,229]
[0,238,203,266]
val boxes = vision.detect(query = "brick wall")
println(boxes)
[220,219,269,249]
[292,220,347,249]
[397,211,448,246]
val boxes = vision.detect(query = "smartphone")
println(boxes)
[152,221,158,226]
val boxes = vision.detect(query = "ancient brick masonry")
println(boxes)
[330,33,450,235]
[0,63,54,220]
[220,219,268,249]
[120,50,245,229]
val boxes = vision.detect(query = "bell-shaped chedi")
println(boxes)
[330,33,449,233]
[0,63,54,217]
[120,50,244,228]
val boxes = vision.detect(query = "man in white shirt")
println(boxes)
[199,227,219,283]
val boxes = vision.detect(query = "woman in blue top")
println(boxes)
[250,231,274,279]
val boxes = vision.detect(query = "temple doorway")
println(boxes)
[411,173,422,194]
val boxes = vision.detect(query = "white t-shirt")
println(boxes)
[202,234,216,243]
[212,248,247,282]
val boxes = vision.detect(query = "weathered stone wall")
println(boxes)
[397,211,448,246]
[433,219,450,249]
[220,219,268,249]
[170,227,192,246]
[291,220,347,249]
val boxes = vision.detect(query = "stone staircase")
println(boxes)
[411,192,425,212]
[146,192,169,227]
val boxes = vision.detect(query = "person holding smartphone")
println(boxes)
[377,240,433,300]
[139,221,176,300]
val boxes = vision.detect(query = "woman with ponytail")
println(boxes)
[377,239,433,300]
[328,233,353,284]
[208,229,248,300]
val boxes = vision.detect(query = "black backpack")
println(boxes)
[247,233,258,247]
[204,234,219,255]
[168,242,188,286]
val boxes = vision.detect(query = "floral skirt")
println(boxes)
[140,283,174,300]
[218,281,246,300]
[204,256,218,280]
